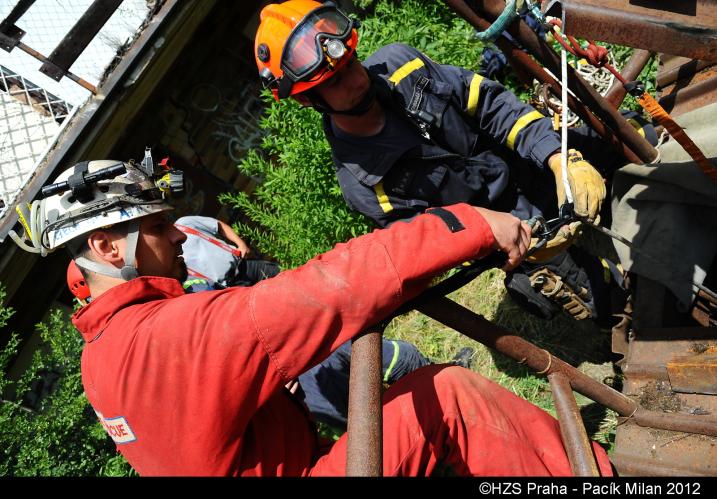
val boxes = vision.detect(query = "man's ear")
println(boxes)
[86,231,124,265]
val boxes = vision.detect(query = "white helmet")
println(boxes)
[10,155,182,280]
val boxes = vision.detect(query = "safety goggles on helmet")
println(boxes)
[276,5,355,96]
[281,5,352,79]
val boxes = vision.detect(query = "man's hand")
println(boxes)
[474,207,532,271]
[548,150,606,223]
[527,221,582,263]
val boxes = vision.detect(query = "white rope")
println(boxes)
[560,32,573,204]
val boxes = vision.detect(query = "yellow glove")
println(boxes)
[548,150,606,223]
[527,220,582,263]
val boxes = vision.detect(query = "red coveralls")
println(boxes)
[73,204,612,476]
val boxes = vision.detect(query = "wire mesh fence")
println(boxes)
[0,65,72,217]
[0,0,151,220]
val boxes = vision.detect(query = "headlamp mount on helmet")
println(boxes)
[41,161,127,203]
[39,148,185,206]
[10,150,186,282]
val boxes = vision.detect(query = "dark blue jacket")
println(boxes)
[323,43,561,226]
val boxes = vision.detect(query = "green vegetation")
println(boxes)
[0,290,135,476]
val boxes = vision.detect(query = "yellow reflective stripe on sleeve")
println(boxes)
[383,340,401,383]
[388,58,425,85]
[466,74,484,116]
[15,203,33,239]
[374,182,394,213]
[506,110,545,150]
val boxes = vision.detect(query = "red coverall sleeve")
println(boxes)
[81,203,495,468]
[246,203,494,383]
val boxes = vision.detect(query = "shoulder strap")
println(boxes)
[175,224,243,257]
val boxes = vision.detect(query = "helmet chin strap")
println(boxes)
[73,220,141,281]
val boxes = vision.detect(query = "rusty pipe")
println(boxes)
[346,328,384,476]
[419,297,717,437]
[442,0,641,163]
[495,37,643,164]
[633,409,717,438]
[548,372,601,476]
[445,0,658,163]
[419,297,637,413]
[605,49,653,109]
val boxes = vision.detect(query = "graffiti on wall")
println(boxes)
[189,81,265,163]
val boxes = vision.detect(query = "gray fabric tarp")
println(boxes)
[610,102,717,306]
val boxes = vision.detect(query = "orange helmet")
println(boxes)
[254,1,359,100]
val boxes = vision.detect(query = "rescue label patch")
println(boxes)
[96,411,137,444]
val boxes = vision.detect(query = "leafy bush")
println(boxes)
[222,0,487,268]
[221,96,370,268]
[0,288,133,476]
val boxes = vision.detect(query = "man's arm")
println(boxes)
[428,51,605,222]
[246,204,528,383]
[217,219,251,258]
[381,44,561,169]
[148,204,529,435]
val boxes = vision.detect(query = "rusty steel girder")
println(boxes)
[446,0,658,163]
[542,0,717,63]
[614,328,717,476]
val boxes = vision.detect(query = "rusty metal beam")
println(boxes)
[667,349,717,395]
[548,372,600,476]
[442,0,642,164]
[658,72,717,116]
[543,0,717,63]
[605,49,653,108]
[418,297,717,437]
[612,426,717,477]
[39,0,123,82]
[447,0,658,163]
[657,56,713,88]
[0,0,35,51]
[346,328,383,476]
[14,41,97,93]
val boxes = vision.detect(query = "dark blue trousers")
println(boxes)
[297,339,430,430]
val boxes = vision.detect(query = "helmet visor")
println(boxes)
[281,7,352,82]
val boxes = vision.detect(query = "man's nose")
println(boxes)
[171,224,188,244]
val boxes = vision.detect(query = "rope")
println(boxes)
[547,18,717,183]
[559,26,572,204]
[536,349,553,375]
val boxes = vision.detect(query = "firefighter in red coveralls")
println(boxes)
[11,159,612,476]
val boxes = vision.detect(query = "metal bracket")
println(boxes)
[0,0,35,52]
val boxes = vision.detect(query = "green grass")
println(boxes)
[383,267,619,451]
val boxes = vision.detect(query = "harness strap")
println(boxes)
[175,224,243,257]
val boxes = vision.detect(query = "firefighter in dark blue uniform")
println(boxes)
[254,0,623,322]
